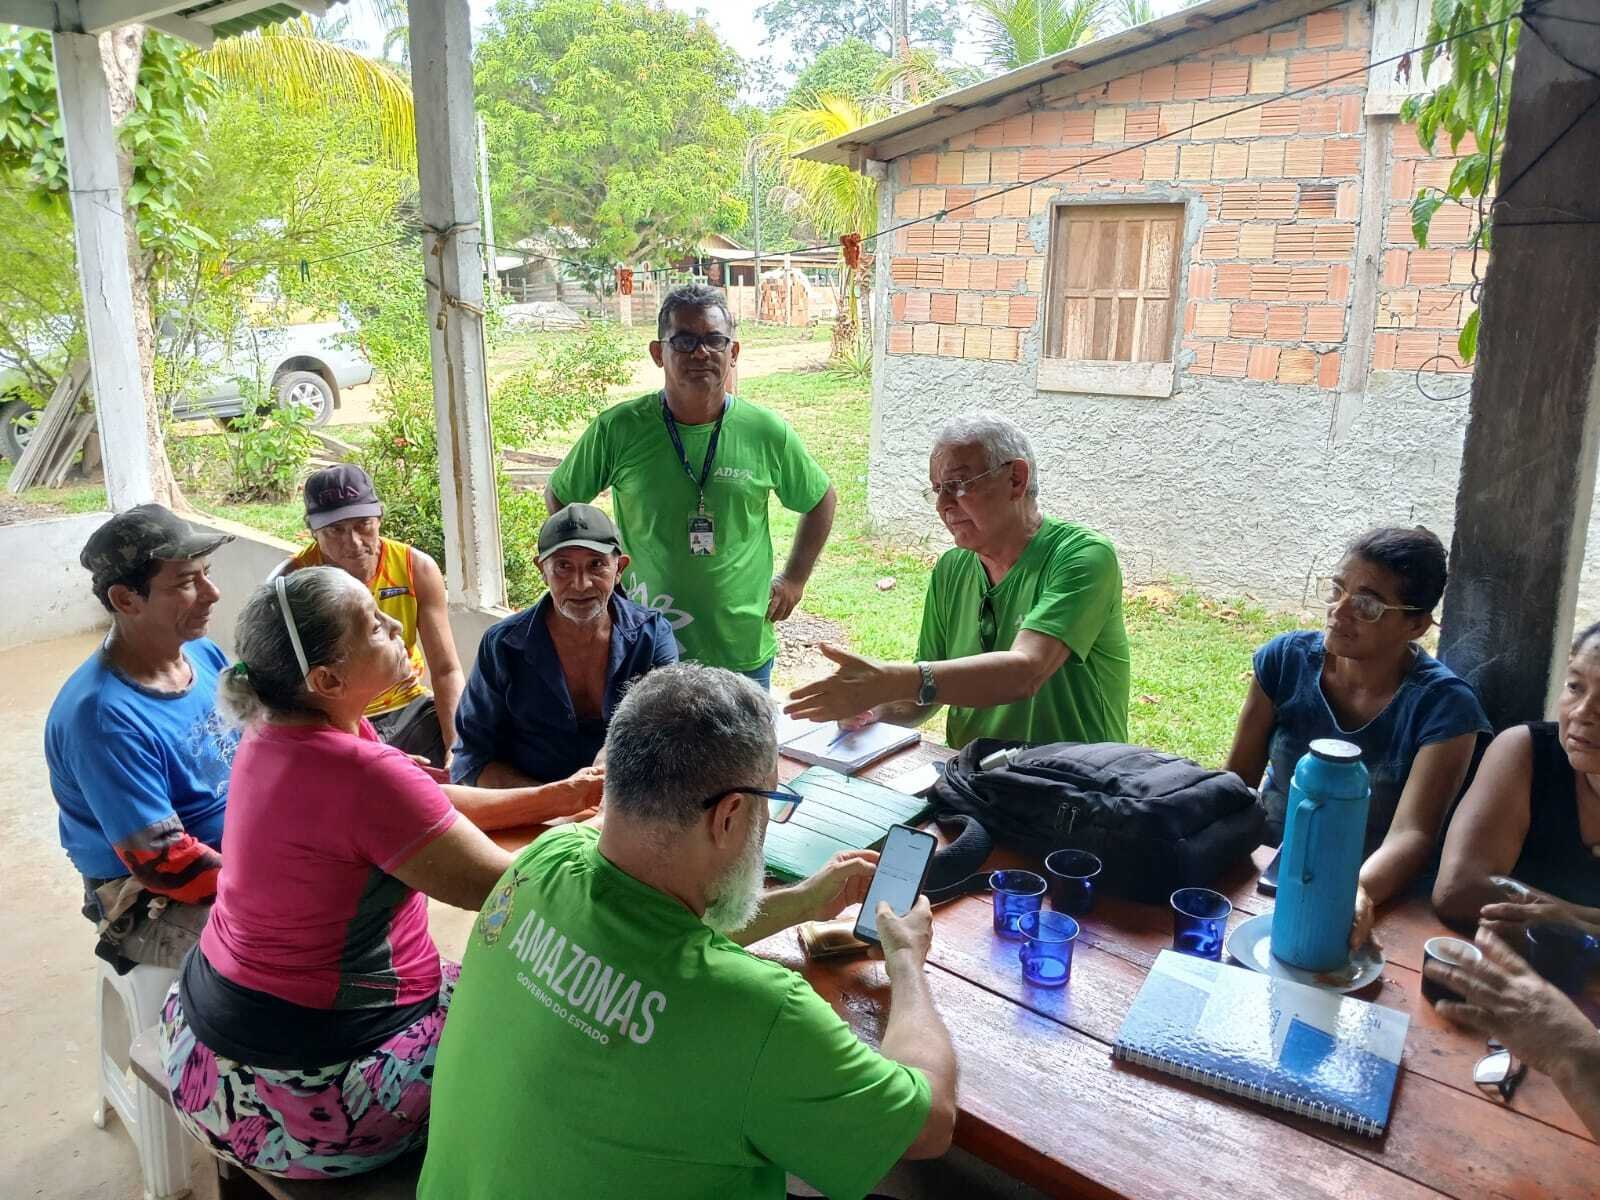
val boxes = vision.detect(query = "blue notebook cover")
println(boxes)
[1112,950,1409,1137]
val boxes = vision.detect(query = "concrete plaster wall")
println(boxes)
[869,356,1600,625]
[0,513,112,649]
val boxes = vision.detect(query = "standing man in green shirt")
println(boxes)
[546,284,837,688]
[787,412,1131,749]
[419,664,958,1200]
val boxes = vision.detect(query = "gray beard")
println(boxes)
[702,823,765,936]
[554,597,606,625]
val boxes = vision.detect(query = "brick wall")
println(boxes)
[882,2,1475,386]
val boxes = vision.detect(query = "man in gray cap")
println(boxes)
[450,504,679,804]
[287,463,463,766]
[45,504,236,968]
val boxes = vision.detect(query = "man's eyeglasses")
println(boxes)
[1320,581,1425,624]
[665,331,734,355]
[699,783,803,824]
[1474,1040,1528,1102]
[921,460,1015,504]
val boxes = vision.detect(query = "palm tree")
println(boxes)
[973,0,1103,71]
[757,94,887,362]
[872,47,983,108]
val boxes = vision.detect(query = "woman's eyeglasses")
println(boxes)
[1320,581,1425,624]
[921,460,1015,505]
[699,783,803,824]
[1474,1040,1528,1102]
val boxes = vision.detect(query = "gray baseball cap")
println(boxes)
[80,504,232,592]
[537,503,621,561]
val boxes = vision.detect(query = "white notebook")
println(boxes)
[776,716,921,775]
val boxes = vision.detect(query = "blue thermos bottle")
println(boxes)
[1271,739,1370,972]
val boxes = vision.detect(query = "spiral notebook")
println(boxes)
[763,766,930,881]
[1112,950,1408,1137]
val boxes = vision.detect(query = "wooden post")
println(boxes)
[783,253,794,325]
[52,32,152,510]
[1438,0,1600,725]
[408,0,505,610]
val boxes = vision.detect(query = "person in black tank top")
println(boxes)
[1435,621,1600,923]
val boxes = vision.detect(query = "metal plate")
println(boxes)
[1226,911,1386,994]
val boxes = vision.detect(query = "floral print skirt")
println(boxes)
[157,960,458,1179]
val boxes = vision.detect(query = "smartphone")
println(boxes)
[1256,848,1282,896]
[1488,875,1533,902]
[853,824,938,946]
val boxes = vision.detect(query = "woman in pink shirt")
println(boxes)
[158,566,577,1179]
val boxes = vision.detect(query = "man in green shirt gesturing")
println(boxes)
[787,412,1131,749]
[546,284,837,687]
[419,664,958,1199]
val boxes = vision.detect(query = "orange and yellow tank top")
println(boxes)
[289,536,428,717]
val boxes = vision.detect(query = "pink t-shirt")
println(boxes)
[200,720,459,1010]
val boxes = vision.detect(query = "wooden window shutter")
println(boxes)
[1045,205,1182,365]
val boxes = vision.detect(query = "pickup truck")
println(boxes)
[0,321,374,463]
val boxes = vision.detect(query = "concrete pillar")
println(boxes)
[52,31,152,509]
[1438,0,1600,725]
[408,0,505,610]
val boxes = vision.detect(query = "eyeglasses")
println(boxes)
[1474,1040,1528,1102]
[665,331,734,355]
[699,783,803,825]
[1320,581,1425,624]
[979,592,998,652]
[921,460,1015,504]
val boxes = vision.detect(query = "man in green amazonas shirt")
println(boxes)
[787,412,1131,749]
[418,664,958,1200]
[546,284,837,688]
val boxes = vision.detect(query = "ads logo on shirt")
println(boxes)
[712,466,754,483]
[506,908,667,1047]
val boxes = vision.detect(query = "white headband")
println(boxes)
[274,575,311,678]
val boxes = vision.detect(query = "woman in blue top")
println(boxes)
[1226,527,1491,948]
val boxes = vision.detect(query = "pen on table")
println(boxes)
[825,726,853,749]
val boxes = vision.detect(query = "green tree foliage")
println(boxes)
[786,38,892,106]
[1400,0,1518,364]
[755,0,962,63]
[972,0,1101,71]
[476,0,748,272]
[0,181,81,398]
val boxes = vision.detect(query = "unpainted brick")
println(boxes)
[1313,226,1356,259]
[1159,103,1195,137]
[1107,74,1142,103]
[974,121,1007,149]
[1305,305,1345,340]
[1417,289,1462,329]
[1336,183,1360,219]
[1144,144,1180,180]
[1179,143,1215,179]
[1211,63,1249,97]
[1322,139,1362,176]
[1268,28,1300,52]
[969,259,999,290]
[1250,57,1287,94]
[1238,224,1276,259]
[1214,142,1249,178]
[1287,53,1327,91]
[894,190,919,219]
[1247,141,1286,178]
[981,296,1010,326]
[1093,107,1127,143]
[1061,112,1094,144]
[930,293,957,324]
[1299,182,1338,219]
[1247,345,1281,381]
[937,325,964,357]
[990,328,1021,361]
[1373,332,1397,370]
[1267,305,1305,340]
[909,154,938,184]
[936,152,964,184]
[1189,264,1217,298]
[918,189,946,218]
[1008,296,1039,327]
[963,326,993,359]
[1277,348,1317,384]
[1002,187,1031,219]
[1141,65,1176,102]
[955,292,983,326]
[1259,100,1300,137]
[1317,351,1342,389]
[1283,139,1324,177]
[1250,267,1293,300]
[912,323,939,354]
[942,259,971,290]
[995,260,1028,291]
[1233,33,1270,56]
[888,326,914,355]
[1026,258,1046,293]
[1199,227,1240,258]
[1001,113,1034,144]
[1211,343,1249,377]
[1192,302,1230,337]
[1408,251,1452,286]
[963,152,991,185]
[1305,10,1345,49]
[990,150,1021,183]
[1230,303,1268,337]
[890,258,919,283]
[1216,264,1251,298]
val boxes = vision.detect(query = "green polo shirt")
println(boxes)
[918,517,1131,748]
[549,392,831,671]
[418,827,931,1200]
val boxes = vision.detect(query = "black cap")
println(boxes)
[538,503,621,561]
[80,504,233,593]
[304,464,383,531]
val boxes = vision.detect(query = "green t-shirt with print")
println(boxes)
[918,516,1131,749]
[418,826,931,1200]
[549,392,831,671]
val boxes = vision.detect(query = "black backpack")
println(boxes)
[929,739,1265,904]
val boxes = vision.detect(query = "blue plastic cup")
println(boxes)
[1044,849,1103,916]
[1171,887,1232,960]
[1524,923,1600,994]
[990,870,1047,939]
[1018,910,1080,987]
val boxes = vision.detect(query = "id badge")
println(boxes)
[688,513,716,556]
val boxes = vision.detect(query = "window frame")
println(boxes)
[1037,200,1189,400]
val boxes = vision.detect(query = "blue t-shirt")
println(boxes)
[1254,631,1490,851]
[46,638,237,880]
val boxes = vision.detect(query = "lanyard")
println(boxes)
[660,392,728,515]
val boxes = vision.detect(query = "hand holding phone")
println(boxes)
[853,824,937,946]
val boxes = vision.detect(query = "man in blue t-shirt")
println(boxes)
[46,505,238,965]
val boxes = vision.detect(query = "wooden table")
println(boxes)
[496,744,1600,1198]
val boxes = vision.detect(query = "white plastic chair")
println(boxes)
[94,958,192,1200]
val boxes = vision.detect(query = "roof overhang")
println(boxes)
[799,0,1342,169]
[1,0,345,47]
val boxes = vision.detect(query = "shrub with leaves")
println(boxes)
[492,323,632,447]
[220,386,320,502]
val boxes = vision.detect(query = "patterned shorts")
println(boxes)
[158,960,459,1179]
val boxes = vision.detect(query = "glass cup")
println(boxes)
[1422,936,1483,1004]
[1017,910,1080,987]
[1524,923,1600,994]
[1044,849,1103,917]
[1170,887,1232,960]
[990,870,1047,940]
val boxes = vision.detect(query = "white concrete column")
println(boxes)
[52,31,152,510]
[408,0,505,609]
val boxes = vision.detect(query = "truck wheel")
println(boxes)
[1,397,40,464]
[275,370,334,426]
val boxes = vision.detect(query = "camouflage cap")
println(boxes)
[80,504,233,592]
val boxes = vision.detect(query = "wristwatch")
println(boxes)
[914,661,937,706]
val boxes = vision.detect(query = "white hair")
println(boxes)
[932,412,1039,499]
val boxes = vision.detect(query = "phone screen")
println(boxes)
[854,824,937,945]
